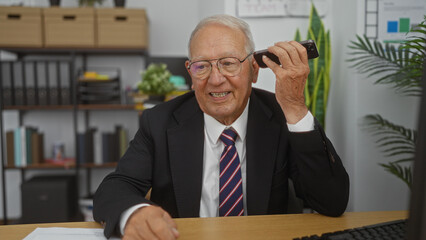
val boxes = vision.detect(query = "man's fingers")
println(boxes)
[288,41,309,65]
[123,220,158,240]
[162,211,177,228]
[123,205,178,240]
[274,41,303,66]
[139,221,159,240]
[267,45,291,68]
[148,215,177,240]
[172,228,180,238]
[162,211,179,238]
[262,55,281,74]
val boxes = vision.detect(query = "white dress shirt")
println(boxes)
[200,99,250,217]
[119,100,314,234]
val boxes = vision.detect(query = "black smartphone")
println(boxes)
[253,40,319,68]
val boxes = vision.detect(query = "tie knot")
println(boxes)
[220,128,238,146]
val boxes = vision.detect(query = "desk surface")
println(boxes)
[0,211,407,240]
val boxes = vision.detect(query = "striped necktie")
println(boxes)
[219,128,244,217]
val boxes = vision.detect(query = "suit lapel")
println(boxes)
[246,92,281,215]
[167,97,204,217]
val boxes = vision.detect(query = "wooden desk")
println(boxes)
[0,211,407,240]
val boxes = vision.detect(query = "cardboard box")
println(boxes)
[43,8,95,48]
[0,7,43,47]
[96,8,148,48]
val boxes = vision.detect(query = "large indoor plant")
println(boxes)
[294,3,331,128]
[347,17,426,188]
[138,63,175,101]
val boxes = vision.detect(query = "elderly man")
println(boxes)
[93,14,349,240]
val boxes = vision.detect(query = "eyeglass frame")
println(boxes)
[187,52,254,79]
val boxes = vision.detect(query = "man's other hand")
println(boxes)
[123,205,179,240]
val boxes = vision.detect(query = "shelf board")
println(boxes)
[4,162,117,170]
[0,47,148,55]
[5,163,75,169]
[3,104,138,111]
[77,104,136,110]
[81,162,118,168]
[3,105,74,110]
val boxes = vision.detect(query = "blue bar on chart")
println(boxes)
[387,21,398,33]
[387,18,410,33]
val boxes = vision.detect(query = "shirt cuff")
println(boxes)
[119,203,151,235]
[287,111,315,132]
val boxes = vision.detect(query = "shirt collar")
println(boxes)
[204,99,249,144]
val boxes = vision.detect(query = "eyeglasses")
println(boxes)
[187,53,253,80]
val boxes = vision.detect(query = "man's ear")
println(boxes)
[185,60,191,75]
[185,60,195,89]
[251,57,259,84]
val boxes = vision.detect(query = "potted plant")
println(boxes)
[347,16,426,188]
[138,63,176,102]
[294,3,331,129]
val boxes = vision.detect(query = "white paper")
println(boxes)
[23,227,121,240]
[237,0,286,17]
[378,0,425,43]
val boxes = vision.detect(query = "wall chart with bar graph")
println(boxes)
[377,0,425,43]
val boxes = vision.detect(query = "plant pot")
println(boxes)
[148,95,165,102]
[114,0,125,7]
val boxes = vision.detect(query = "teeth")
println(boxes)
[211,92,229,97]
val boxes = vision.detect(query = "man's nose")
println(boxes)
[208,63,226,85]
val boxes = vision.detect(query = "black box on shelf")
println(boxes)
[14,88,24,106]
[21,175,81,223]
[77,128,95,164]
[2,87,13,106]
[102,132,119,163]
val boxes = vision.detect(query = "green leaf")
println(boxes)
[362,114,417,188]
[299,2,330,128]
[294,29,301,42]
[379,163,412,189]
[391,158,415,164]
[308,3,323,39]
[347,35,422,96]
[138,63,176,95]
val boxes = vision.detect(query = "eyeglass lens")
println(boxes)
[189,57,241,79]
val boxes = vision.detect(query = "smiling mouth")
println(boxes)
[210,92,230,98]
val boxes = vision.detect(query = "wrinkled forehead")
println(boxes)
[189,24,247,61]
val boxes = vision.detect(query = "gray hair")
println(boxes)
[187,14,255,59]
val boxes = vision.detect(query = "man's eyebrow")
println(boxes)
[190,56,208,61]
[191,52,241,61]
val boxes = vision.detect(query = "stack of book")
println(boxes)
[77,128,96,164]
[101,125,128,163]
[1,60,73,107]
[79,126,128,165]
[5,126,44,167]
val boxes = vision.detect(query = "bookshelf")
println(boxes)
[0,47,147,224]
[4,162,118,170]
[3,104,136,111]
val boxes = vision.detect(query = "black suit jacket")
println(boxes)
[94,88,349,237]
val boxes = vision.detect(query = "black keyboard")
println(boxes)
[293,219,407,240]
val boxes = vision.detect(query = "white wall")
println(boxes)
[225,0,310,92]
[224,0,418,212]
[0,0,422,220]
[330,0,417,212]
